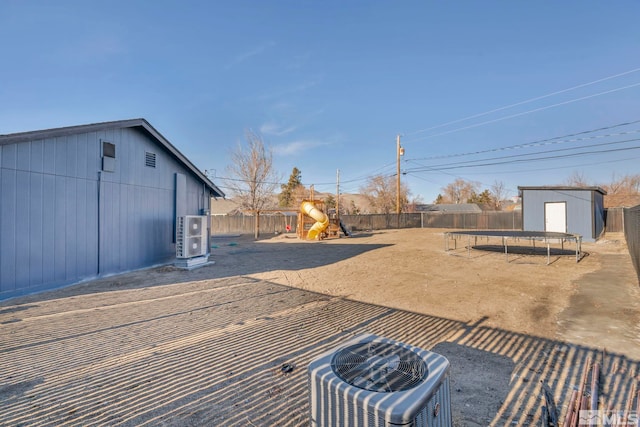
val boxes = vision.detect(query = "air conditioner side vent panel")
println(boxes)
[176,215,208,258]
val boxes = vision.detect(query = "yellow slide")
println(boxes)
[300,201,329,240]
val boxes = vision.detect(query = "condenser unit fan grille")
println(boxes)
[187,237,203,256]
[331,342,428,392]
[187,217,203,236]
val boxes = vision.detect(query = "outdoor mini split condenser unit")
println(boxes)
[308,334,452,427]
[176,215,208,258]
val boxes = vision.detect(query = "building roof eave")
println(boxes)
[0,118,225,198]
[518,186,607,195]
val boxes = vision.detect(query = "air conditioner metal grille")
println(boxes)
[332,341,428,392]
[176,215,208,258]
[186,216,203,236]
[309,334,452,427]
[186,236,203,256]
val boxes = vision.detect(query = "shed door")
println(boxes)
[545,202,567,233]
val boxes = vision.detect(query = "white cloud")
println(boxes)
[225,41,276,69]
[47,33,128,64]
[284,52,311,70]
[256,76,323,102]
[260,121,297,136]
[273,139,332,156]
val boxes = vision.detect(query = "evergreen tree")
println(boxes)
[324,194,336,211]
[279,167,303,207]
[468,189,492,205]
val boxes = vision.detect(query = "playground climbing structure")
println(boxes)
[297,199,347,240]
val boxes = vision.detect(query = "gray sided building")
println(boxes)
[0,119,224,300]
[519,186,606,242]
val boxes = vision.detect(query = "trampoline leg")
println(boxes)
[547,243,550,265]
[503,237,508,263]
[468,236,471,258]
[576,237,581,262]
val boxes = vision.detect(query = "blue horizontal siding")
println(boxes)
[522,188,602,241]
[1,126,211,299]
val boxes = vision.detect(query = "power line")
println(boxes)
[409,120,640,161]
[434,154,640,177]
[307,123,640,190]
[406,134,640,171]
[403,66,640,139]
[405,138,640,173]
[404,81,640,144]
[217,119,640,195]
[214,171,378,190]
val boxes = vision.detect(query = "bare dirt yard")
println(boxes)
[1,228,639,426]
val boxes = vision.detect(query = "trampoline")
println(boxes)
[444,230,583,264]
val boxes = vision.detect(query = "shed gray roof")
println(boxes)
[0,118,224,198]
[518,186,607,195]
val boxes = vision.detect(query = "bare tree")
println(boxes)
[601,173,640,194]
[564,171,590,187]
[405,195,424,213]
[440,179,479,204]
[490,180,507,210]
[604,174,625,195]
[347,199,360,215]
[225,130,280,236]
[360,174,410,214]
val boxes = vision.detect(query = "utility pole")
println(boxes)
[396,135,404,215]
[336,169,340,220]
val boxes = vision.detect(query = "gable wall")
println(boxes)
[0,126,209,299]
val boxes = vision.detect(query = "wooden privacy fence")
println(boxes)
[210,211,522,235]
[210,214,296,235]
[604,207,625,233]
[623,205,640,284]
[210,207,639,283]
[340,211,522,231]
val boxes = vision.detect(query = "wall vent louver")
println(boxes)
[145,152,156,168]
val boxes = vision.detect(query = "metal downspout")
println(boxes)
[97,171,101,275]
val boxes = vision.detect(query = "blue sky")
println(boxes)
[1,1,639,203]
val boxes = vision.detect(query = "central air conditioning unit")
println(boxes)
[176,215,208,258]
[308,334,452,427]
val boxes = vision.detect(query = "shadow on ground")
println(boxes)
[1,276,638,426]
[446,243,587,265]
[2,235,392,304]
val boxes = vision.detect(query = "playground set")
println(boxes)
[297,199,350,240]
